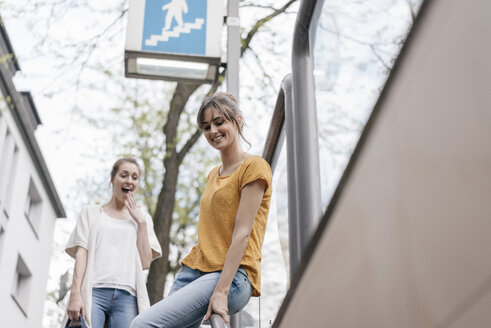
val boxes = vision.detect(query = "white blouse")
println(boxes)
[63,205,162,328]
[92,211,138,295]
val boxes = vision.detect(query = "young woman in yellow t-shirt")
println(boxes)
[130,93,273,328]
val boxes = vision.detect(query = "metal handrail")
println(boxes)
[261,74,291,174]
[261,89,284,170]
[263,2,325,281]
[289,0,323,262]
[271,0,325,326]
[210,314,231,328]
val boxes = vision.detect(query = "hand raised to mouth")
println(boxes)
[125,191,145,225]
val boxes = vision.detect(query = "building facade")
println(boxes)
[0,16,65,327]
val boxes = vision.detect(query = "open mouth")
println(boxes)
[122,187,132,194]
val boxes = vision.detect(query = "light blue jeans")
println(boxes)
[130,265,253,328]
[92,288,138,328]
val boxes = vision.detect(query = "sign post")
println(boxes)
[226,0,240,100]
[125,0,223,83]
[228,3,241,326]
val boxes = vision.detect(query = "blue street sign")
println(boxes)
[142,0,207,55]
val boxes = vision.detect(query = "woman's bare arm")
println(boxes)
[204,179,266,323]
[126,192,153,269]
[67,247,88,321]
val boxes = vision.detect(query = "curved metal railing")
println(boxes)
[262,74,289,173]
[209,314,231,328]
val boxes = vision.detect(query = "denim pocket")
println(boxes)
[231,268,250,291]
[228,268,252,314]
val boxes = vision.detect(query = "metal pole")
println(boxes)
[282,74,302,281]
[230,312,241,328]
[289,0,323,265]
[227,1,241,326]
[227,0,240,99]
[210,314,231,328]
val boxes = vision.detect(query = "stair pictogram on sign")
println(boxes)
[145,18,205,46]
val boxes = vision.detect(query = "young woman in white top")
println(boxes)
[64,158,162,328]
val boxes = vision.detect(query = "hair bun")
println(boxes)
[216,92,238,105]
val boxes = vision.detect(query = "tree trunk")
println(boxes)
[146,82,200,304]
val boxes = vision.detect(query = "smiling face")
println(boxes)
[201,108,241,151]
[197,92,250,149]
[111,162,140,201]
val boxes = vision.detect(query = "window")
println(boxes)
[0,128,19,217]
[0,116,6,160]
[11,254,32,317]
[0,121,10,210]
[25,178,43,238]
[0,225,5,264]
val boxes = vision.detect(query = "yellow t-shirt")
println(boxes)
[181,156,273,296]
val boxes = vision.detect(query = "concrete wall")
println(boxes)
[275,0,491,326]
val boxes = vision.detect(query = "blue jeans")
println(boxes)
[92,288,138,328]
[130,265,252,328]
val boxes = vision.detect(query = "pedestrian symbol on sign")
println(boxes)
[142,0,207,56]
[162,0,188,31]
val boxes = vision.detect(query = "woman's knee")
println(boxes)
[129,314,146,328]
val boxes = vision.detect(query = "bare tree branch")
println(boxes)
[369,44,390,71]
[74,9,127,92]
[240,4,277,10]
[241,0,298,55]
[247,46,277,92]
[177,128,202,165]
[407,0,416,22]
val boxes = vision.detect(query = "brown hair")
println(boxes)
[110,157,141,182]
[197,92,250,147]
